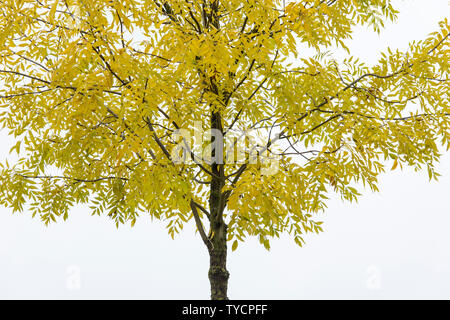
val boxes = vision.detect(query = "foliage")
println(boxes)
[0,0,448,251]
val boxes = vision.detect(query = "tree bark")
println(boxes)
[207,2,227,299]
[208,107,229,300]
[208,220,229,300]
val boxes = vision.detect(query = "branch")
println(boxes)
[190,200,212,249]
[18,174,128,183]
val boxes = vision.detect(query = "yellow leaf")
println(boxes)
[49,0,59,23]
[231,240,238,252]
[391,159,398,171]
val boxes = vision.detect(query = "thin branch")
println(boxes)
[190,200,212,249]
[18,174,128,183]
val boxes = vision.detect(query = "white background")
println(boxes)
[0,0,449,299]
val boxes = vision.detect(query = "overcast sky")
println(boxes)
[0,0,449,299]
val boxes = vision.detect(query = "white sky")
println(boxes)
[0,0,449,299]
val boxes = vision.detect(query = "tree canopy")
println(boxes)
[0,1,449,298]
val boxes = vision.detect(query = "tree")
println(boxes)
[0,0,448,300]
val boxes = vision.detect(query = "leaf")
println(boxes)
[231,240,238,252]
[49,0,59,23]
[9,140,21,155]
[391,159,398,171]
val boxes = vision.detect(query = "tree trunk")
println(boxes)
[208,221,229,300]
[208,1,226,296]
[208,105,229,300]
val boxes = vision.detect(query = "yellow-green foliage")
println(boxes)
[0,0,448,249]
